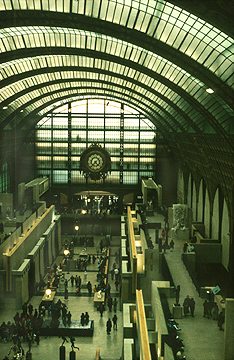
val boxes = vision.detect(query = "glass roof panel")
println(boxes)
[1,68,207,132]
[0,1,233,134]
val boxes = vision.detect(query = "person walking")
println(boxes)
[113,298,118,313]
[112,314,117,330]
[108,296,113,311]
[106,318,112,334]
[99,302,105,317]
[87,281,92,296]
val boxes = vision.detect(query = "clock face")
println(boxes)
[80,144,111,180]
[87,152,105,172]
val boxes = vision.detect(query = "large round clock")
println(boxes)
[80,144,111,180]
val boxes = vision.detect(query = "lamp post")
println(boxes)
[45,288,51,299]
[74,224,79,246]
[64,249,70,274]
[64,249,70,257]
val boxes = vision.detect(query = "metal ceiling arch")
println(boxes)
[4,84,191,136]
[166,0,234,38]
[0,47,232,138]
[0,12,233,109]
[11,90,175,139]
[0,0,233,143]
[1,55,211,135]
[0,76,197,135]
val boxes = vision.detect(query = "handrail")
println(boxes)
[95,348,100,360]
[127,206,137,293]
[136,290,152,360]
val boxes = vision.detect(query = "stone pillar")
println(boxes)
[224,298,234,360]
[35,252,40,284]
[15,276,22,309]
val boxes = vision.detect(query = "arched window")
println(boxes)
[35,99,156,186]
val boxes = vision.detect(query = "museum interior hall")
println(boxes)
[0,1,234,360]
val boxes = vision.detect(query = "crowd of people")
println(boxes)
[0,302,42,358]
[0,232,121,359]
[181,294,225,330]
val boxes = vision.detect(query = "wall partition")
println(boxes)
[35,99,156,186]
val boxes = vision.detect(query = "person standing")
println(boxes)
[70,275,75,287]
[84,312,89,325]
[106,318,112,334]
[183,242,188,253]
[175,285,180,305]
[189,298,195,317]
[35,330,40,346]
[108,296,113,311]
[212,302,219,320]
[112,314,117,330]
[203,300,210,318]
[169,239,174,251]
[183,295,190,316]
[113,298,117,313]
[218,310,225,330]
[67,311,72,326]
[115,278,119,291]
[111,268,115,281]
[28,303,33,315]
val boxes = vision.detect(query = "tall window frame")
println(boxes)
[35,99,156,186]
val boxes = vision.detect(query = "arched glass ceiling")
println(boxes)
[0,25,233,88]
[0,59,225,133]
[0,31,233,134]
[0,0,233,137]
[0,0,233,86]
[3,83,195,134]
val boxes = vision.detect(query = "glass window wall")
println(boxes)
[35,99,156,185]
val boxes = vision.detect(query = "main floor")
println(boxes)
[0,236,123,360]
[0,212,226,360]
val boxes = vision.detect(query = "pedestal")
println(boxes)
[171,229,189,241]
[172,304,183,319]
[59,279,65,291]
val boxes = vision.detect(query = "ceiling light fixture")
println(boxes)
[206,88,214,94]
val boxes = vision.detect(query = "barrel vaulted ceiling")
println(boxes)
[0,0,234,194]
